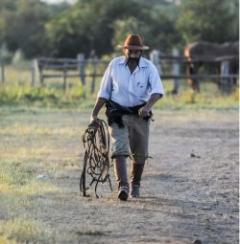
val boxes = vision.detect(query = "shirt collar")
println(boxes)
[118,56,147,68]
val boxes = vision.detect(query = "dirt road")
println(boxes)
[0,109,238,243]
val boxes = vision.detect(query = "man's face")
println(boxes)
[123,48,142,59]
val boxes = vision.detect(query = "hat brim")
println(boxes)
[117,45,149,50]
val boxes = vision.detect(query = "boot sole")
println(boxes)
[118,190,128,201]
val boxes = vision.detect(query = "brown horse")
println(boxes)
[184,42,239,92]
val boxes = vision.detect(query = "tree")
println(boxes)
[46,0,146,57]
[177,0,239,44]
[112,17,151,50]
[46,0,181,57]
[0,0,17,45]
[0,0,70,59]
[143,5,182,51]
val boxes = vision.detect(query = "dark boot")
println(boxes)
[113,156,129,201]
[130,163,145,198]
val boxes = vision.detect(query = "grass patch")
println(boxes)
[0,218,54,243]
[0,69,238,110]
[0,110,78,242]
[0,82,238,110]
[0,85,86,108]
[0,160,59,195]
[0,235,16,244]
[155,83,239,110]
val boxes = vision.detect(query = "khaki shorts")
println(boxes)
[108,115,150,161]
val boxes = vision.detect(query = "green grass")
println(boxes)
[155,88,239,110]
[0,85,86,107]
[0,64,238,110]
[0,82,238,110]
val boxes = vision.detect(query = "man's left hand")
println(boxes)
[138,106,151,118]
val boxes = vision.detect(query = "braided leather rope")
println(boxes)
[80,119,113,198]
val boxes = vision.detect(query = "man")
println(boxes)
[90,34,164,201]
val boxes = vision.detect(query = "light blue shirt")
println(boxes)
[97,56,164,107]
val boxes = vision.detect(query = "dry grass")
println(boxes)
[0,65,238,243]
[0,218,54,243]
[0,108,238,243]
[0,108,87,243]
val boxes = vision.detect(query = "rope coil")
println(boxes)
[80,119,113,198]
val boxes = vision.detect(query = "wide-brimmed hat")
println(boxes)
[117,34,149,50]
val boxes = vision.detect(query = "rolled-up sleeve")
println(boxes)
[97,64,112,100]
[148,63,164,96]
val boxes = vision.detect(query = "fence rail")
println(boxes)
[159,54,238,62]
[0,52,239,94]
[38,51,239,93]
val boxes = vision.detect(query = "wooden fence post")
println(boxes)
[77,54,86,86]
[150,49,161,74]
[37,59,44,87]
[63,63,68,91]
[31,60,36,87]
[0,61,5,84]
[91,57,98,94]
[171,48,180,94]
[220,60,231,93]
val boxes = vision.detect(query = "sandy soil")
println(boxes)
[0,109,239,243]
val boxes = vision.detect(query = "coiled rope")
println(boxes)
[80,119,113,198]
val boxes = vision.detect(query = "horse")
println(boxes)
[184,41,239,92]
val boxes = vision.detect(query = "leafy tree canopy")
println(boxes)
[177,0,239,44]
[0,0,238,59]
